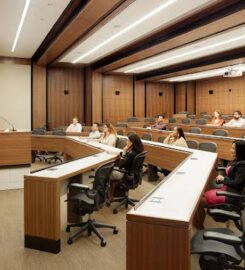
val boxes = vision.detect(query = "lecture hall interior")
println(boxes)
[1,0,245,270]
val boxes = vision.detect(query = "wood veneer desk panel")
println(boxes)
[0,131,31,166]
[167,123,245,138]
[25,137,118,253]
[127,146,217,270]
[125,127,239,161]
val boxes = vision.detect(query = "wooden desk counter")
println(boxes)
[0,131,31,166]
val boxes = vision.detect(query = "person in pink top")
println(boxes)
[210,111,224,126]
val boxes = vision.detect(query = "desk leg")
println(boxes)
[67,174,83,223]
[24,177,61,253]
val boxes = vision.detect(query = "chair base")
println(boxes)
[111,196,139,214]
[66,219,118,247]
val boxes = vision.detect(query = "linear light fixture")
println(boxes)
[72,0,177,64]
[11,0,31,52]
[124,34,245,73]
[162,64,245,82]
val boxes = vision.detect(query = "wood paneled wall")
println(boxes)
[92,71,103,123]
[32,64,46,129]
[102,74,133,124]
[175,82,195,114]
[47,67,84,130]
[146,82,174,117]
[196,75,245,115]
[187,81,195,114]
[135,80,145,117]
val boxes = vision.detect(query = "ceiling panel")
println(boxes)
[60,0,215,64]
[115,25,245,73]
[0,0,69,58]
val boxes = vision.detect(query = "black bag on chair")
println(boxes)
[199,255,224,270]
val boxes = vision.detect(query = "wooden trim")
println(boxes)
[144,81,147,117]
[133,75,135,117]
[0,56,30,65]
[185,82,188,111]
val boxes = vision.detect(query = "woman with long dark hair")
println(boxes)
[111,134,144,180]
[99,122,117,147]
[195,140,245,229]
[164,127,188,148]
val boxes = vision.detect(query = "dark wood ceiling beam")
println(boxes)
[93,0,245,72]
[135,47,245,81]
[34,0,131,65]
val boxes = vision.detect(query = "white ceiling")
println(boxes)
[60,0,215,64]
[115,25,245,74]
[0,0,69,58]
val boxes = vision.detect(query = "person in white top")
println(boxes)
[89,122,101,139]
[224,111,245,128]
[164,127,188,148]
[99,122,117,147]
[66,117,82,132]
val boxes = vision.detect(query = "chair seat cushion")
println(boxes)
[191,228,242,263]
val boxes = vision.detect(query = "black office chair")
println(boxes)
[142,133,152,141]
[199,142,217,153]
[127,132,135,136]
[144,117,155,122]
[191,209,245,270]
[202,114,212,120]
[189,127,202,134]
[117,130,124,136]
[45,129,66,164]
[196,118,207,125]
[181,118,191,124]
[116,123,128,128]
[169,118,176,123]
[116,138,127,149]
[110,152,146,214]
[222,115,230,121]
[127,117,138,122]
[158,136,166,143]
[213,129,229,137]
[200,112,207,117]
[188,114,196,119]
[66,162,118,247]
[186,140,199,149]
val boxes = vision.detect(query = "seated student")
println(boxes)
[99,122,117,147]
[209,111,224,126]
[111,134,144,180]
[66,117,82,132]
[224,110,245,127]
[195,140,245,229]
[151,116,166,130]
[89,122,101,139]
[164,127,188,148]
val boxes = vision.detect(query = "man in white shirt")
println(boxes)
[66,117,82,132]
[89,122,101,139]
[224,111,245,127]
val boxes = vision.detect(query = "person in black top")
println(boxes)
[194,140,245,229]
[111,134,144,180]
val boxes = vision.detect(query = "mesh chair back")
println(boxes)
[32,128,45,135]
[129,151,146,187]
[144,117,155,122]
[92,162,115,208]
[199,142,217,153]
[199,112,207,117]
[52,129,66,136]
[116,123,128,127]
[189,127,201,134]
[186,140,199,149]
[202,115,212,120]
[116,138,127,149]
[188,114,196,119]
[179,111,188,114]
[169,118,176,123]
[128,117,138,122]
[142,133,152,141]
[181,118,191,124]
[212,129,228,137]
[117,130,124,136]
[196,118,207,125]
[127,132,135,137]
[222,115,229,120]
[158,136,166,143]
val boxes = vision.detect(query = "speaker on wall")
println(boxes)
[208,90,213,95]
[115,90,120,95]
[159,92,163,96]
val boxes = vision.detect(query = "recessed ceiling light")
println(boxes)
[113,25,121,28]
[72,0,177,63]
[11,0,31,52]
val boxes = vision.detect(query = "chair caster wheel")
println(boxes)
[113,228,119,234]
[101,240,106,247]
[66,226,70,232]
[67,238,73,245]
[113,209,118,214]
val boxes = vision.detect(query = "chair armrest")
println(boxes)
[216,191,244,199]
[68,183,90,190]
[203,231,242,246]
[216,167,226,171]
[207,208,240,221]
[113,167,129,174]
